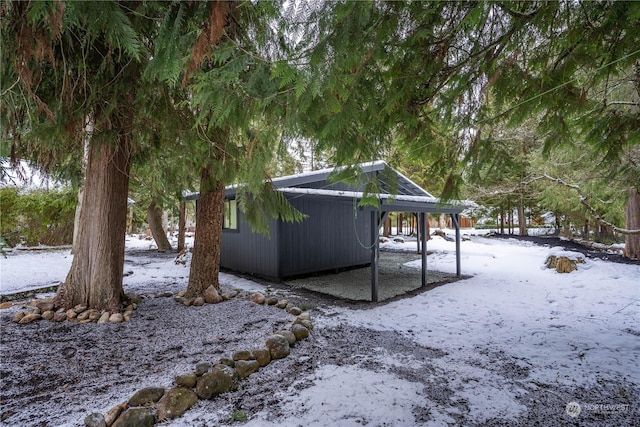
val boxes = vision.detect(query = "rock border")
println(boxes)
[82,289,313,427]
[7,294,143,325]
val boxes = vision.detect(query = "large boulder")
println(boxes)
[203,285,223,304]
[97,312,110,324]
[0,302,14,310]
[249,292,265,304]
[18,313,42,324]
[196,365,238,399]
[156,387,198,422]
[275,330,296,346]
[265,297,278,306]
[235,360,260,379]
[287,306,302,316]
[128,387,165,407]
[111,408,155,427]
[265,334,290,359]
[251,348,271,367]
[291,324,310,340]
[104,404,124,426]
[232,350,251,361]
[84,413,106,427]
[35,300,54,312]
[195,362,210,376]
[293,318,314,331]
[175,373,197,388]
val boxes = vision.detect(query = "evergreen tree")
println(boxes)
[482,1,640,257]
[1,1,163,310]
[148,1,305,296]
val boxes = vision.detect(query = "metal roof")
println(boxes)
[269,161,433,197]
[278,187,466,214]
[184,160,468,213]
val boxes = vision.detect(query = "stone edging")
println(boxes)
[82,288,313,427]
[7,296,143,324]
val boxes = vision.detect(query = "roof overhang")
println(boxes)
[182,160,473,215]
[278,187,468,214]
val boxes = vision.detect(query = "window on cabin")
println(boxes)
[223,199,237,230]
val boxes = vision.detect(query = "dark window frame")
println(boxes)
[223,198,238,232]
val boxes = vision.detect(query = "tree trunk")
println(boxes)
[72,186,83,254]
[518,199,527,236]
[583,218,589,239]
[72,125,90,254]
[398,213,403,234]
[127,205,134,234]
[507,201,513,235]
[186,165,225,296]
[147,197,172,252]
[439,213,447,229]
[383,215,391,237]
[54,131,131,311]
[624,188,640,260]
[599,223,612,242]
[177,200,186,252]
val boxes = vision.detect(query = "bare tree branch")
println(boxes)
[541,174,640,235]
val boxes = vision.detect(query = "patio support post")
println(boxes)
[420,212,427,286]
[415,213,420,253]
[451,213,461,276]
[371,210,379,302]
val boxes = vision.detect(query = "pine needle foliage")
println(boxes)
[1,0,158,179]
[481,1,640,165]
[282,1,530,197]
[466,1,639,240]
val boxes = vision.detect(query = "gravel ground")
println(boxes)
[284,251,460,302]
[1,246,637,426]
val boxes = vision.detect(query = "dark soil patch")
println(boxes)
[488,234,640,265]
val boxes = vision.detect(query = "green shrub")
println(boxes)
[0,187,77,247]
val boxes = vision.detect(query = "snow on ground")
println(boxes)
[0,248,73,294]
[1,230,639,426]
[357,233,639,424]
[242,364,426,427]
[0,234,264,297]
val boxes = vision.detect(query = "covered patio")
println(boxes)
[278,168,467,302]
[186,160,468,302]
[284,248,458,302]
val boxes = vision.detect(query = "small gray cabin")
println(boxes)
[187,161,466,301]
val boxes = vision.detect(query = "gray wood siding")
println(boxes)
[278,198,371,278]
[220,211,280,279]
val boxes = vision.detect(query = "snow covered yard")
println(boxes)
[0,233,638,426]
